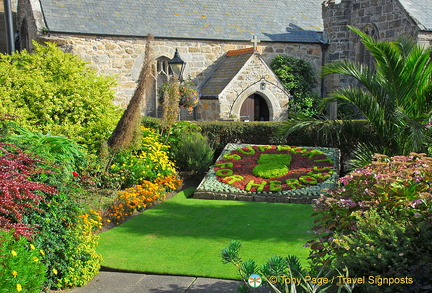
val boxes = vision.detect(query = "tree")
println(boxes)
[280,26,432,168]
[107,34,155,152]
[270,55,321,117]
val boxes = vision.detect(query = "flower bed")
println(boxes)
[194,143,339,203]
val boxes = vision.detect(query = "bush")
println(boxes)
[55,213,102,288]
[171,131,214,175]
[308,153,432,292]
[0,229,47,293]
[331,210,431,293]
[0,42,121,153]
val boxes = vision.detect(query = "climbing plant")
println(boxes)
[271,55,321,117]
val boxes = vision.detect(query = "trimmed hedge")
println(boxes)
[142,117,342,152]
[141,117,358,175]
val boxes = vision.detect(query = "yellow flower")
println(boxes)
[16,284,22,292]
[33,256,39,262]
[52,268,58,275]
[30,244,35,250]
[40,249,45,256]
[11,250,17,257]
[12,270,18,278]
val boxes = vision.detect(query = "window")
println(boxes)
[359,24,378,68]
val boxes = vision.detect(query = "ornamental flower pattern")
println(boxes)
[213,145,335,193]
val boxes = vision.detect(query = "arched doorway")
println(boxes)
[240,94,270,121]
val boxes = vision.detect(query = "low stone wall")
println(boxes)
[193,189,318,204]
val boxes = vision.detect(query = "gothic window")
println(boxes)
[150,56,173,117]
[359,24,378,68]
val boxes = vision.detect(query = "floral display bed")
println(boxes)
[193,143,340,203]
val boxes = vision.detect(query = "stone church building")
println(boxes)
[9,0,432,121]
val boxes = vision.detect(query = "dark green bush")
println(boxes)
[172,131,214,175]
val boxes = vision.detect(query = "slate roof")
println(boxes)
[39,0,324,43]
[200,48,255,98]
[399,0,432,31]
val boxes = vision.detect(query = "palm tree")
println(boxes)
[280,26,432,168]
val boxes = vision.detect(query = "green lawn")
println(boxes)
[97,188,315,280]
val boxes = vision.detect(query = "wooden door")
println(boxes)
[240,95,255,121]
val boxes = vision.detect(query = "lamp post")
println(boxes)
[168,49,186,82]
[3,0,15,53]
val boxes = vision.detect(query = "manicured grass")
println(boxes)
[97,188,315,280]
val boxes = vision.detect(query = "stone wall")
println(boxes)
[34,34,321,114]
[322,0,422,95]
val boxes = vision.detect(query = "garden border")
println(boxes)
[193,143,340,203]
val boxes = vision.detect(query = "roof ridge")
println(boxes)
[226,47,256,57]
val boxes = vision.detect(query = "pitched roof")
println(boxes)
[399,0,432,31]
[200,48,255,98]
[39,0,324,43]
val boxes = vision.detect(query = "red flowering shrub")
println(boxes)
[0,143,58,239]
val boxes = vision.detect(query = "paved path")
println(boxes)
[69,271,245,293]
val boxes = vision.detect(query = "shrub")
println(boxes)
[0,229,47,293]
[0,143,57,239]
[0,126,102,290]
[308,153,432,292]
[0,42,121,153]
[171,131,214,175]
[56,212,102,288]
[109,127,178,188]
[23,191,102,289]
[4,124,87,185]
[331,210,430,293]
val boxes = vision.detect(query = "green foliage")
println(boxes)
[0,124,102,289]
[23,191,101,289]
[221,240,352,293]
[171,131,214,175]
[56,218,102,288]
[109,127,178,188]
[4,123,87,184]
[332,210,430,293]
[0,230,47,293]
[197,121,287,156]
[271,55,321,117]
[0,41,121,153]
[159,80,181,134]
[309,153,432,292]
